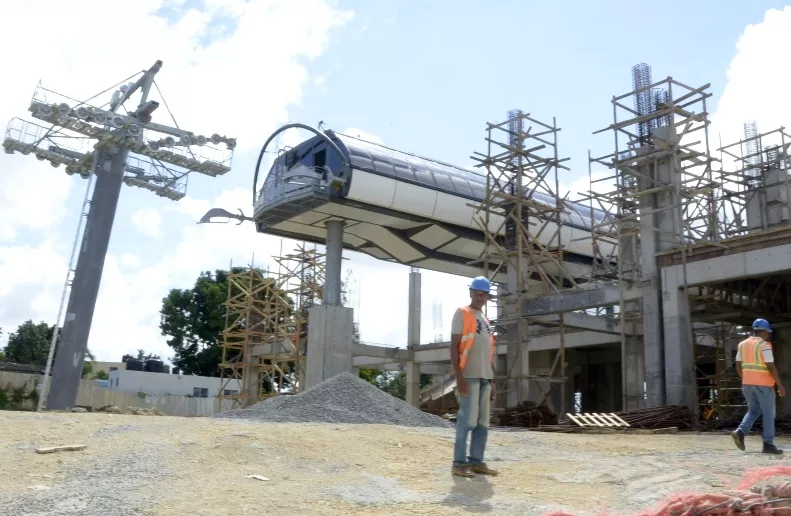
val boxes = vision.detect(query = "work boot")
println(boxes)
[451,465,475,478]
[731,429,745,451]
[469,462,499,476]
[763,443,784,455]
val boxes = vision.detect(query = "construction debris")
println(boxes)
[532,405,696,433]
[497,401,558,428]
[607,405,696,430]
[35,444,87,454]
[215,372,451,428]
[95,405,165,416]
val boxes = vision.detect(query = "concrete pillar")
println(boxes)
[324,220,343,306]
[505,260,529,408]
[621,210,647,410]
[405,267,421,407]
[636,152,663,407]
[305,304,354,388]
[655,124,696,408]
[305,220,354,389]
[660,266,696,407]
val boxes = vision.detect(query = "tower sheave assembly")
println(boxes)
[2,60,236,410]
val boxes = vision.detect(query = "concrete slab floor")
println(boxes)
[0,411,789,515]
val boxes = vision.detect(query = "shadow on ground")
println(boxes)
[443,476,495,512]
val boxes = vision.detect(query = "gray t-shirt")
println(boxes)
[451,307,494,380]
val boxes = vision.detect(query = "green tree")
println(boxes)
[93,369,109,380]
[159,268,292,378]
[2,320,55,365]
[81,349,98,378]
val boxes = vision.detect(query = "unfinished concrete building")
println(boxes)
[245,63,791,422]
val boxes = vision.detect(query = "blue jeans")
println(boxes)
[453,378,492,467]
[737,384,776,444]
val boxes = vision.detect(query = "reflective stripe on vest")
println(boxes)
[457,306,495,371]
[740,336,775,387]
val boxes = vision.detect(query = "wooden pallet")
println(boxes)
[527,425,678,435]
[566,412,631,428]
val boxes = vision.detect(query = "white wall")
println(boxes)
[0,371,235,417]
[108,370,241,398]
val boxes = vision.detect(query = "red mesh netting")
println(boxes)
[542,465,791,516]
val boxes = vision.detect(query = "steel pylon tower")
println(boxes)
[2,60,236,410]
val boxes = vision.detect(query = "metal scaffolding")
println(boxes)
[217,244,325,411]
[682,124,791,422]
[470,110,574,413]
[589,73,717,410]
[717,126,791,239]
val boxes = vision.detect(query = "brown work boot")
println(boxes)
[469,462,499,476]
[451,465,475,478]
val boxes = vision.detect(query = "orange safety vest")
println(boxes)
[739,336,775,387]
[458,306,495,371]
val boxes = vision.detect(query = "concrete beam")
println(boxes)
[671,242,791,286]
[528,311,639,335]
[351,356,447,375]
[352,343,409,361]
[412,330,620,363]
[522,285,641,317]
[251,341,410,361]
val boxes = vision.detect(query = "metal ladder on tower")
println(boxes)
[37,152,100,411]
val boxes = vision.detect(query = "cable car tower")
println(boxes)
[2,60,236,410]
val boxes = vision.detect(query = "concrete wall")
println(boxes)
[0,371,232,417]
[107,370,241,398]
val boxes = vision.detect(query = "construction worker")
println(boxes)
[731,318,785,454]
[449,276,498,478]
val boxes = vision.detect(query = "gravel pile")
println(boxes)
[215,372,451,428]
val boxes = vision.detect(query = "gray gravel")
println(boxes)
[0,442,171,516]
[215,372,451,428]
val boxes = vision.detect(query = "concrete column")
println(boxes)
[505,260,529,407]
[305,220,354,389]
[655,124,692,407]
[621,209,647,410]
[636,154,663,408]
[324,220,343,306]
[405,267,422,407]
[660,266,696,407]
[305,304,354,388]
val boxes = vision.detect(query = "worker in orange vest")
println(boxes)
[731,318,785,454]
[450,276,498,478]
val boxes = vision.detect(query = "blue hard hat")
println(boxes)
[469,276,491,293]
[753,318,773,332]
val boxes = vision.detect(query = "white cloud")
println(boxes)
[120,253,143,270]
[0,240,69,341]
[0,0,354,358]
[342,127,385,145]
[711,7,791,149]
[132,208,164,239]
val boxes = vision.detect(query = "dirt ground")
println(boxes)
[1,411,789,515]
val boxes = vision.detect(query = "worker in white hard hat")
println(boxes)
[449,276,499,478]
[731,318,785,454]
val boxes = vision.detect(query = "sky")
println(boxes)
[0,0,790,361]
